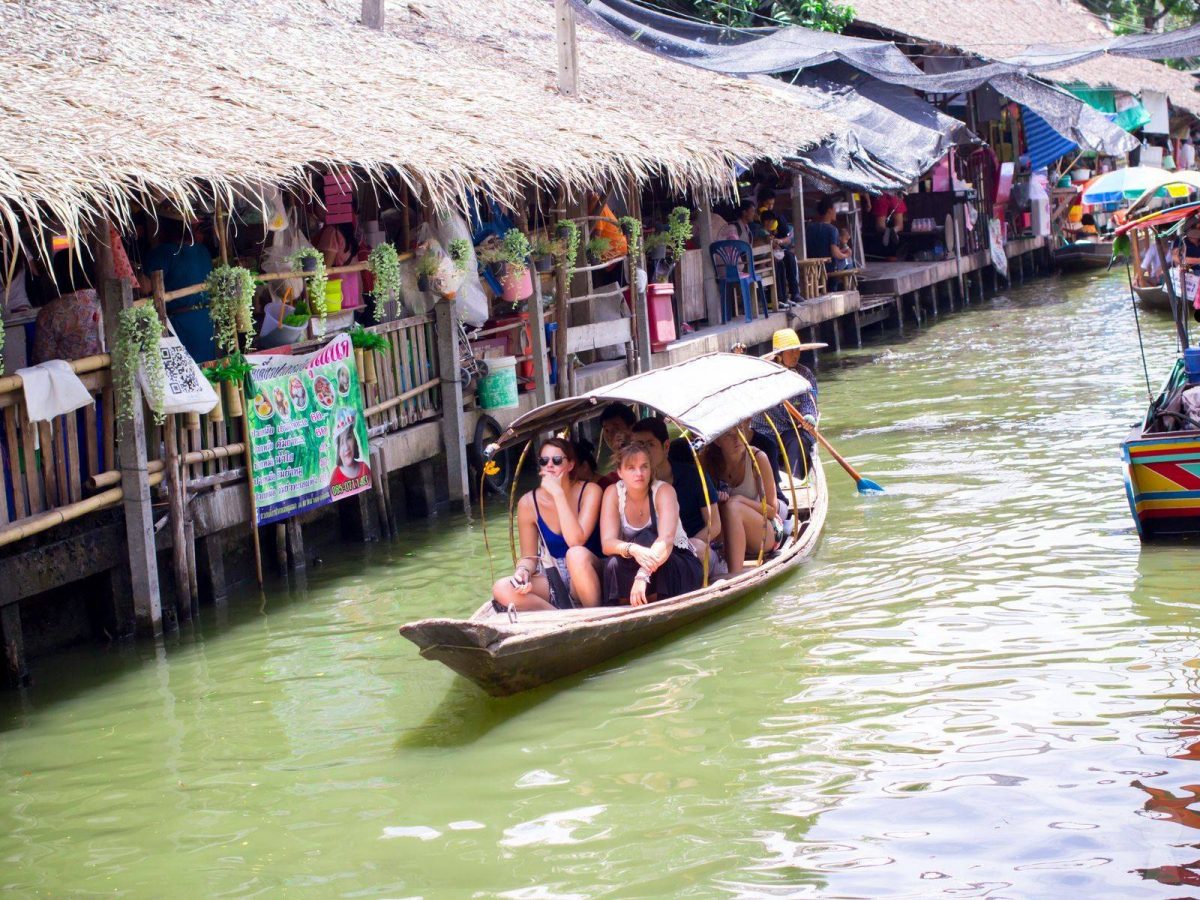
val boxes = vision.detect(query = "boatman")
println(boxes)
[751,328,825,482]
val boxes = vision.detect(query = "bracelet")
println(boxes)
[634,569,650,582]
[622,541,631,558]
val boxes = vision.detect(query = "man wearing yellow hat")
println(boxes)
[750,328,825,480]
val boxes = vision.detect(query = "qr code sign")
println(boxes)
[161,343,203,394]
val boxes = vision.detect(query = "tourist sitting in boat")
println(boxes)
[633,417,723,567]
[596,402,636,488]
[1175,221,1200,274]
[491,438,603,612]
[600,441,704,606]
[573,438,599,483]
[703,423,780,575]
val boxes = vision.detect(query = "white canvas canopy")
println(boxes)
[494,353,812,451]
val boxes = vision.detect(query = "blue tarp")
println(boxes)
[1021,106,1077,172]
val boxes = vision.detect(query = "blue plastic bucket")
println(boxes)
[1185,347,1200,383]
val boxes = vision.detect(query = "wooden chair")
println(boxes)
[797,258,829,300]
[751,242,781,311]
[828,267,860,293]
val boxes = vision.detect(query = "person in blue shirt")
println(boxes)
[804,197,853,273]
[141,214,216,362]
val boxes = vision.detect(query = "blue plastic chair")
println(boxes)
[709,240,768,323]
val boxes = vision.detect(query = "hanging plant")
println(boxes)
[207,352,252,418]
[206,264,257,354]
[287,248,328,331]
[113,305,165,426]
[448,239,472,274]
[556,220,581,271]
[479,229,532,277]
[367,242,401,322]
[619,216,643,261]
[416,251,440,292]
[666,207,693,262]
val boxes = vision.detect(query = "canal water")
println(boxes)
[3,270,1199,897]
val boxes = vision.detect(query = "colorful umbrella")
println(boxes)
[1083,166,1200,208]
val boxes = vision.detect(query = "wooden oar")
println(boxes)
[784,400,884,494]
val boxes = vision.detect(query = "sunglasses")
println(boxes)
[538,455,566,467]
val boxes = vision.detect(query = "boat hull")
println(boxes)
[1123,428,1200,539]
[1133,283,1171,311]
[1054,240,1115,270]
[401,461,828,695]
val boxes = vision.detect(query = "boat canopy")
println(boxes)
[493,353,811,451]
[1116,199,1200,236]
[1123,171,1200,218]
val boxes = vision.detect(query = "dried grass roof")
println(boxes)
[0,0,844,246]
[850,0,1200,115]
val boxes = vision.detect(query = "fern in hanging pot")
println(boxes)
[113,305,166,427]
[367,242,401,322]
[209,352,253,418]
[556,220,581,272]
[349,323,391,386]
[448,238,472,275]
[287,248,328,332]
[206,264,257,354]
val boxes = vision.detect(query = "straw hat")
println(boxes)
[764,328,827,359]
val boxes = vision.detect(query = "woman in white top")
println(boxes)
[600,441,703,606]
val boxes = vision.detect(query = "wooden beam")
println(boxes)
[555,0,578,97]
[434,299,471,514]
[361,0,384,29]
[99,277,163,636]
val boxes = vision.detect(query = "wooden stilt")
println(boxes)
[162,416,192,619]
[1,600,30,687]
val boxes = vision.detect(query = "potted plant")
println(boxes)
[287,248,328,332]
[618,216,643,261]
[366,242,401,323]
[113,305,166,427]
[208,353,252,418]
[448,238,472,274]
[531,236,562,273]
[556,220,581,272]
[480,228,533,303]
[206,264,258,355]
[586,236,611,266]
[416,251,440,293]
[644,232,670,263]
[201,368,225,423]
[349,323,391,386]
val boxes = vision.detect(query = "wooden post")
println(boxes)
[553,199,571,398]
[696,193,722,325]
[528,268,552,406]
[435,297,471,515]
[792,178,808,261]
[627,174,651,373]
[1,599,30,687]
[361,0,384,29]
[162,417,192,618]
[100,277,163,636]
[555,0,578,97]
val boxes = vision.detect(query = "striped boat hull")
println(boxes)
[1123,430,1200,538]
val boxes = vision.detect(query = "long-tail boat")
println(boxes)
[400,353,828,694]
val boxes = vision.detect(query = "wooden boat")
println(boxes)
[1116,204,1200,539]
[1122,359,1200,539]
[399,353,829,695]
[1053,237,1115,270]
[1133,282,1171,312]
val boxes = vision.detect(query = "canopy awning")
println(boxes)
[494,353,811,451]
[1115,200,1200,236]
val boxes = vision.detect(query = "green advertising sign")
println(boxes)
[246,333,372,525]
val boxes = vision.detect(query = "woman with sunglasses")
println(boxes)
[491,437,603,612]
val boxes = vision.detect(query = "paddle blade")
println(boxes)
[856,477,885,494]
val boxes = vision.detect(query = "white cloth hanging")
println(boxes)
[16,360,94,422]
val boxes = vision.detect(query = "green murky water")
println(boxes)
[4,270,1200,898]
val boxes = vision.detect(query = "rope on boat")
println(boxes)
[764,414,802,546]
[507,440,533,566]
[1124,259,1154,402]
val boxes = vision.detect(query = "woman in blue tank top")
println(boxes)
[492,438,603,612]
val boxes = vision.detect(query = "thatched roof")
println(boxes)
[850,0,1200,115]
[0,0,843,246]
